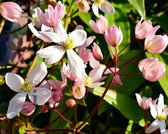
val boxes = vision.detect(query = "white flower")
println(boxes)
[5,62,51,119]
[92,0,115,17]
[28,21,87,79]
[145,94,168,134]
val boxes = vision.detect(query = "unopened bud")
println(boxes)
[66,99,76,107]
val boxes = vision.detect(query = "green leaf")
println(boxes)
[146,52,168,96]
[90,87,146,127]
[78,98,87,106]
[155,16,168,33]
[98,100,111,115]
[128,0,146,19]
[77,12,91,27]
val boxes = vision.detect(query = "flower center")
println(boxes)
[83,76,92,85]
[95,0,104,5]
[158,113,167,121]
[21,80,33,92]
[64,37,76,50]
[78,1,85,10]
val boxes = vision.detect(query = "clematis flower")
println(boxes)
[0,2,22,22]
[5,62,51,119]
[28,21,87,79]
[92,0,115,17]
[92,43,103,61]
[104,25,123,47]
[72,80,86,99]
[138,58,166,82]
[145,94,168,134]
[90,15,108,34]
[145,34,168,54]
[135,93,152,110]
[76,0,90,12]
[36,1,65,27]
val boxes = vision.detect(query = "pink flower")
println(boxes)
[76,0,90,12]
[21,102,36,116]
[66,99,76,107]
[36,1,65,27]
[90,15,108,34]
[72,80,86,99]
[145,34,168,54]
[135,93,152,110]
[135,19,154,40]
[92,43,103,61]
[138,58,166,82]
[0,2,22,22]
[104,25,123,47]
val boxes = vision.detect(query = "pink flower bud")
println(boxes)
[76,0,90,12]
[104,25,123,47]
[145,35,168,54]
[135,93,152,110]
[36,1,65,27]
[65,99,76,107]
[0,2,22,22]
[21,102,36,116]
[92,43,103,61]
[79,49,92,63]
[72,80,86,99]
[135,19,153,40]
[90,15,108,34]
[112,74,122,86]
[138,58,166,82]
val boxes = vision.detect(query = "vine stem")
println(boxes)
[75,75,115,131]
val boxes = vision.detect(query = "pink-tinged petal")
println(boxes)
[89,55,101,68]
[99,1,115,14]
[28,62,47,85]
[21,101,36,116]
[92,43,103,61]
[54,20,67,41]
[69,29,87,47]
[157,94,164,115]
[67,49,86,79]
[79,49,92,63]
[5,73,24,92]
[6,92,27,119]
[76,0,90,12]
[28,87,51,105]
[88,82,104,88]
[36,46,65,59]
[92,2,100,17]
[159,120,166,133]
[79,36,96,49]
[150,102,157,119]
[145,120,159,133]
[0,2,22,22]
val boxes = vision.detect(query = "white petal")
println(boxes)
[6,92,27,119]
[28,87,51,105]
[69,29,87,47]
[135,93,142,106]
[5,73,24,92]
[150,102,157,119]
[45,51,65,65]
[145,120,159,133]
[28,62,47,85]
[88,82,104,88]
[157,94,164,115]
[67,50,86,79]
[89,66,104,82]
[99,1,115,14]
[54,20,67,41]
[92,3,100,17]
[159,120,166,133]
[36,46,65,58]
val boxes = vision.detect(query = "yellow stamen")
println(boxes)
[83,76,92,85]
[158,113,167,121]
[95,0,105,6]
[21,80,32,92]
[64,37,76,50]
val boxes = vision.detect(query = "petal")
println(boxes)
[69,29,87,47]
[67,49,86,79]
[135,93,142,107]
[36,46,65,58]
[89,66,104,82]
[157,94,164,115]
[28,62,47,85]
[45,52,65,65]
[88,82,104,88]
[145,120,159,133]
[5,73,24,92]
[6,92,27,119]
[99,1,115,14]
[150,102,157,119]
[92,3,100,17]
[159,120,166,133]
[28,87,51,105]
